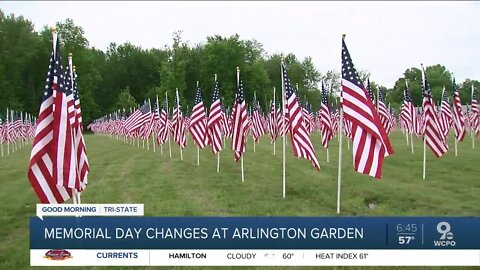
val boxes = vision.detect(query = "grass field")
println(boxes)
[0,131,479,269]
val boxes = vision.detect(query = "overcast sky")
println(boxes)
[1,1,479,88]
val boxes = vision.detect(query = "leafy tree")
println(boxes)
[113,87,138,111]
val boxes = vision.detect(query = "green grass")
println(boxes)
[0,131,479,269]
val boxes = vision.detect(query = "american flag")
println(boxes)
[421,66,448,157]
[51,37,77,191]
[172,89,186,148]
[189,85,207,148]
[251,93,266,143]
[320,81,333,148]
[331,108,339,135]
[400,81,416,135]
[143,99,159,139]
[282,63,320,170]
[66,57,89,191]
[221,105,231,138]
[278,102,289,137]
[28,32,73,203]
[231,74,248,162]
[341,37,393,179]
[206,80,223,154]
[439,87,453,138]
[471,87,479,136]
[452,78,465,142]
[123,102,151,133]
[268,101,278,143]
[157,98,169,145]
[377,91,393,135]
[0,116,4,144]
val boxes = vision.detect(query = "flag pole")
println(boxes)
[337,97,344,214]
[153,95,158,153]
[423,135,426,180]
[273,86,276,156]
[166,92,172,159]
[252,100,256,153]
[472,85,475,149]
[196,81,200,166]
[1,110,4,157]
[280,61,286,198]
[176,88,183,161]
[215,74,220,172]
[410,131,414,154]
[6,108,9,156]
[237,67,244,183]
[337,34,346,214]
[147,99,151,151]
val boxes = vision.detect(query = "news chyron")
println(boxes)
[30,205,480,266]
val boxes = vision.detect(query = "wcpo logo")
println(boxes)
[43,249,73,260]
[433,221,456,247]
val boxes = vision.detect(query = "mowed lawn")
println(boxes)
[0,131,479,270]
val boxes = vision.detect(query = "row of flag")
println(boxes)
[400,73,480,158]
[0,109,36,157]
[23,32,478,211]
[27,30,90,204]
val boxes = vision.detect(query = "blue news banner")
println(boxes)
[30,217,480,249]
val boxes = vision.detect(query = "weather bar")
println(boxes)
[30,249,480,266]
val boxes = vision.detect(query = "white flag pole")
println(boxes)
[252,99,256,153]
[166,92,172,159]
[280,62,286,198]
[6,108,9,156]
[337,96,344,214]
[10,110,17,154]
[273,86,276,156]
[337,34,346,214]
[237,67,245,183]
[405,80,414,153]
[421,65,427,180]
[1,111,4,157]
[471,85,475,149]
[176,88,183,161]
[153,95,158,153]
[410,131,414,154]
[146,99,151,151]
[215,74,221,172]
[196,81,200,166]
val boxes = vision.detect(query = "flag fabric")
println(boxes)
[206,80,223,154]
[172,90,187,149]
[189,85,207,148]
[282,63,320,170]
[251,94,266,143]
[123,102,151,133]
[231,75,248,162]
[51,38,77,191]
[65,58,89,191]
[268,101,278,143]
[366,78,375,101]
[439,88,453,138]
[377,91,393,135]
[400,83,416,135]
[320,81,333,148]
[157,98,169,145]
[28,32,73,203]
[341,37,393,179]
[472,89,479,136]
[421,67,448,157]
[451,79,466,142]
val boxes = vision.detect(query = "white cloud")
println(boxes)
[1,1,479,87]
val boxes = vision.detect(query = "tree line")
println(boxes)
[1,10,478,127]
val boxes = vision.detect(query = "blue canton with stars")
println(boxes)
[341,39,363,88]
